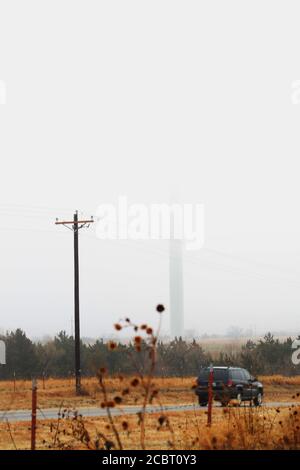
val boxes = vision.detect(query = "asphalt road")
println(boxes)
[0,402,298,423]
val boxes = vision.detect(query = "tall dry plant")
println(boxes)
[97,304,168,450]
[47,304,174,450]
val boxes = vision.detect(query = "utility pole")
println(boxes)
[31,379,37,450]
[55,211,94,395]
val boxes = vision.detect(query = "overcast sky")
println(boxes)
[1,1,300,339]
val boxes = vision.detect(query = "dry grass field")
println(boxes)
[0,375,300,450]
[0,375,300,411]
[1,406,300,450]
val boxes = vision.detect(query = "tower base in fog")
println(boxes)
[169,238,184,338]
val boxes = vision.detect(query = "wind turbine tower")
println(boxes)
[169,202,184,338]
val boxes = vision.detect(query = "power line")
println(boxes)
[2,201,300,286]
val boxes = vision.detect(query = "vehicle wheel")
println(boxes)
[198,398,207,407]
[236,392,242,407]
[253,392,262,407]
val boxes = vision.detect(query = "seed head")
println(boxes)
[158,415,166,426]
[122,421,129,431]
[131,378,140,387]
[156,304,165,313]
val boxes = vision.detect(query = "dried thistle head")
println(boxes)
[130,378,140,387]
[122,421,129,431]
[158,415,166,426]
[156,304,165,313]
[108,341,117,351]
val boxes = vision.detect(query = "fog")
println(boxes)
[1,1,300,338]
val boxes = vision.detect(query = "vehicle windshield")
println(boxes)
[198,368,228,381]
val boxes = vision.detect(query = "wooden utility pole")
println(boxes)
[207,365,214,427]
[31,379,37,450]
[55,211,94,395]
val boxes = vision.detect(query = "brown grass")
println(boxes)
[0,375,299,412]
[260,375,300,386]
[0,375,300,450]
[0,377,197,411]
[0,406,300,450]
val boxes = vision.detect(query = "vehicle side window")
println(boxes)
[243,370,251,381]
[231,370,240,380]
[233,370,244,381]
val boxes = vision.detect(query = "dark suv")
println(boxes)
[195,367,263,407]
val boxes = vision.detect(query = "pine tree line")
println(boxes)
[0,329,299,379]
